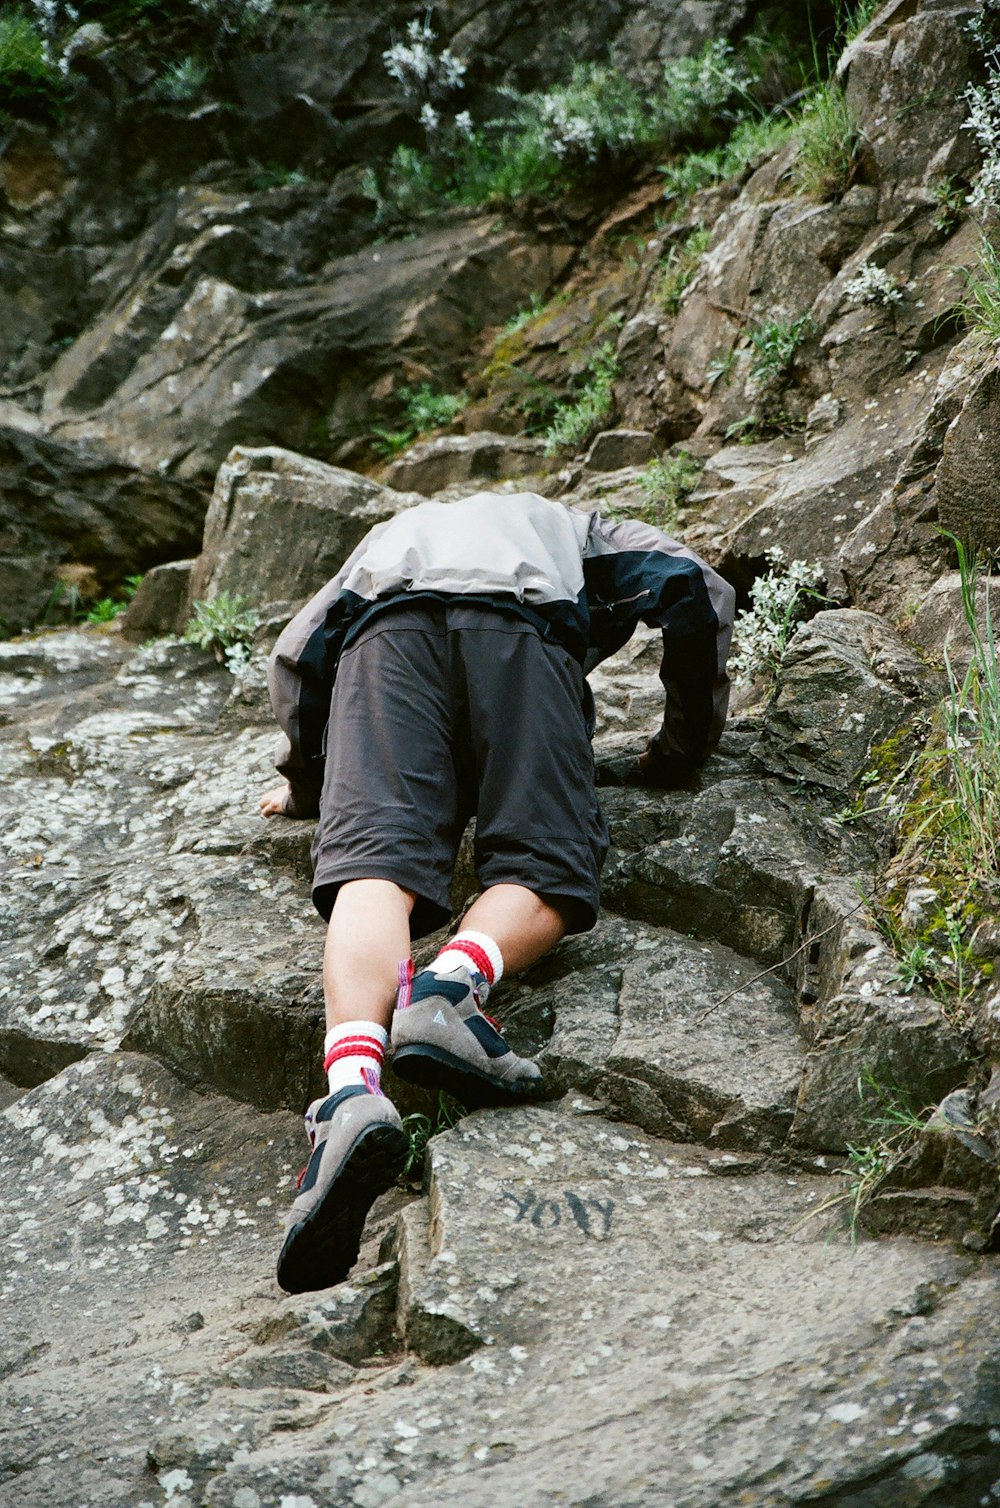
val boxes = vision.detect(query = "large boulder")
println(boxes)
[936,356,1000,552]
[839,1,980,208]
[0,405,206,630]
[44,221,574,483]
[752,608,934,794]
[189,446,424,609]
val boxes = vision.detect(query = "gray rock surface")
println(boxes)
[6,1065,1000,1508]
[44,223,573,484]
[937,357,1000,552]
[752,609,934,794]
[381,432,549,495]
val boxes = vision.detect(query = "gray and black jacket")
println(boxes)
[267,490,736,815]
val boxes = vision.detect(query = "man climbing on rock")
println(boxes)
[259,488,735,1294]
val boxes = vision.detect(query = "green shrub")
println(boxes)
[372,39,753,215]
[659,111,794,203]
[542,343,619,456]
[730,547,825,688]
[370,384,466,458]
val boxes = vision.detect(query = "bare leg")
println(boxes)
[459,882,569,973]
[323,879,415,1031]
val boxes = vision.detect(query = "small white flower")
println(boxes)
[419,101,440,132]
[454,109,474,137]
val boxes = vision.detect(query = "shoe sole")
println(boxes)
[276,1122,408,1296]
[392,1043,544,1111]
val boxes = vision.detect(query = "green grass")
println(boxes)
[542,343,619,456]
[862,538,1000,1014]
[659,111,795,203]
[654,227,710,315]
[963,234,1000,343]
[816,1068,929,1244]
[370,384,467,458]
[889,539,1000,891]
[630,450,702,532]
[400,1093,464,1180]
[793,81,859,198]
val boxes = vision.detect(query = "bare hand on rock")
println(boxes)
[259,783,290,817]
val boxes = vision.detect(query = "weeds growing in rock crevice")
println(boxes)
[542,343,619,456]
[654,227,710,315]
[370,384,466,459]
[183,592,259,664]
[851,540,1000,1017]
[819,1068,930,1244]
[400,1092,464,1181]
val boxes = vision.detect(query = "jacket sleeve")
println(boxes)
[266,532,379,817]
[583,514,736,767]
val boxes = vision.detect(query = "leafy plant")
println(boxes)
[501,293,548,338]
[84,578,142,623]
[963,48,1000,220]
[373,38,753,216]
[370,383,466,458]
[400,1092,464,1180]
[183,592,259,660]
[706,347,738,387]
[931,175,966,235]
[730,546,825,688]
[249,162,311,191]
[654,226,710,315]
[659,110,794,203]
[542,342,619,455]
[843,260,905,308]
[747,315,812,387]
[153,53,210,101]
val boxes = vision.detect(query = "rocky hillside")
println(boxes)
[4,0,1000,1504]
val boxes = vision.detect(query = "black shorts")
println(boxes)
[311,600,608,938]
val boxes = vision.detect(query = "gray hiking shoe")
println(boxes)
[391,963,544,1109]
[276,1085,407,1295]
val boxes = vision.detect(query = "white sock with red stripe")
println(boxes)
[433,931,504,996]
[323,1020,388,1096]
